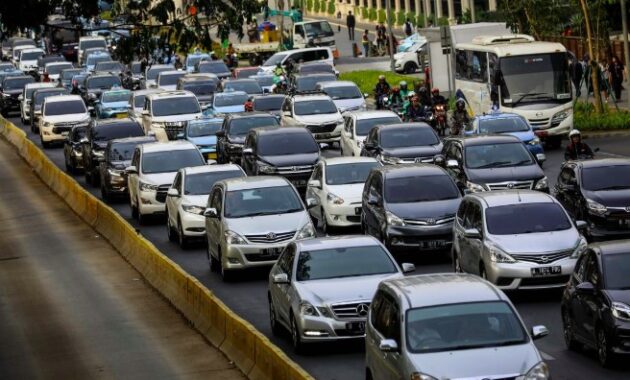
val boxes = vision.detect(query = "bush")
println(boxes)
[306,0,313,12]
[396,10,406,26]
[437,17,450,26]
[339,70,423,95]
[293,0,303,8]
[313,0,320,13]
[574,101,630,131]
[377,9,386,23]
[368,7,377,21]
[361,7,368,20]
[415,14,425,28]
[327,0,335,15]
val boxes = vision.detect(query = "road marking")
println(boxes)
[540,351,556,361]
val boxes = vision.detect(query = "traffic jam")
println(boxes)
[2,21,630,380]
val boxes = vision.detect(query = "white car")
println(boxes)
[315,81,367,113]
[141,90,202,140]
[156,70,186,91]
[17,47,44,73]
[393,41,426,74]
[306,157,380,232]
[166,164,245,248]
[340,110,401,157]
[38,95,90,148]
[141,64,174,89]
[281,94,344,144]
[126,141,206,224]
[78,36,107,65]
[130,88,163,123]
[11,44,36,64]
[44,61,74,81]
[20,82,56,124]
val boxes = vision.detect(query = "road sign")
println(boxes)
[440,25,451,48]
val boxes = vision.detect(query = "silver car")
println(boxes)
[268,235,414,352]
[204,176,315,281]
[452,190,587,290]
[366,273,551,380]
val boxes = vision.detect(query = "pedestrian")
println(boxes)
[362,30,370,57]
[600,59,610,103]
[376,22,386,51]
[609,55,625,102]
[347,11,356,41]
[404,18,413,37]
[582,54,592,94]
[569,52,583,97]
[337,11,342,32]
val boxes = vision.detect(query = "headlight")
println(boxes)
[410,373,438,380]
[182,204,206,215]
[380,155,401,165]
[534,176,548,190]
[466,181,486,193]
[528,137,541,145]
[523,361,550,380]
[316,306,334,318]
[225,230,247,245]
[107,168,123,177]
[300,301,319,317]
[486,242,516,264]
[551,109,571,124]
[612,302,630,321]
[296,223,316,240]
[43,121,54,128]
[386,211,405,227]
[587,199,607,216]
[93,149,104,158]
[327,192,344,205]
[151,122,165,129]
[571,236,588,258]
[139,181,158,191]
[257,162,276,174]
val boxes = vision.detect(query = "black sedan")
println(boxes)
[360,123,443,165]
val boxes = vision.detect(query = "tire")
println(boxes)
[404,62,417,74]
[452,248,462,273]
[320,208,328,235]
[479,263,488,280]
[268,296,282,336]
[89,169,99,187]
[40,136,51,149]
[562,309,580,351]
[85,169,92,186]
[131,197,139,219]
[219,249,233,281]
[290,313,304,354]
[208,247,219,272]
[101,183,111,202]
[166,210,177,242]
[137,208,148,225]
[597,327,616,368]
[177,217,189,249]
[65,154,74,174]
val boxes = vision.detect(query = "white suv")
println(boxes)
[20,82,56,125]
[281,94,344,144]
[141,90,202,141]
[340,110,401,157]
[126,141,206,224]
[156,70,186,91]
[39,95,90,148]
[18,47,44,73]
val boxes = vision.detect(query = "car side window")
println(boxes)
[456,200,468,225]
[375,294,400,343]
[454,145,463,162]
[279,244,296,278]
[573,252,589,283]
[316,164,323,182]
[311,164,322,182]
[370,291,384,328]
[584,253,600,287]
[463,202,482,231]
[209,188,223,214]
[344,117,352,133]
[131,148,140,168]
[559,167,576,186]
[369,174,382,200]
[172,172,182,192]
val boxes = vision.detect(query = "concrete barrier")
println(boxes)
[0,117,314,380]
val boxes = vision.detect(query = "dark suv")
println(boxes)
[216,112,279,164]
[82,118,145,186]
[30,87,69,132]
[361,123,443,165]
[0,75,34,116]
[81,73,122,110]
[442,135,548,194]
[63,125,87,173]
[241,127,319,191]
[176,76,217,106]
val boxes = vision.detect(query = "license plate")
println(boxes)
[355,207,362,215]
[291,179,307,187]
[61,132,69,137]
[205,152,217,160]
[261,248,282,257]
[346,321,366,334]
[419,240,447,249]
[115,112,128,119]
[531,266,562,277]
[618,219,630,227]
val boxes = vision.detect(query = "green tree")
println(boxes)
[327,0,335,15]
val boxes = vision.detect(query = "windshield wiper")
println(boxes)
[511,92,554,107]
[275,208,304,214]
[512,159,533,166]
[475,161,512,169]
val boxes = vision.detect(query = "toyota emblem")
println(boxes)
[507,182,515,189]
[540,256,549,263]
[356,303,370,317]
[536,112,544,117]
[266,232,276,240]
[426,218,436,225]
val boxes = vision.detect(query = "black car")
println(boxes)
[196,60,231,79]
[223,79,263,95]
[216,112,279,164]
[294,61,336,75]
[94,60,125,74]
[290,73,337,93]
[555,158,630,240]
[361,123,443,165]
[561,239,630,367]
[176,76,217,106]
[361,164,461,252]
[81,73,122,110]
[241,127,319,191]
[37,55,66,79]
[0,75,35,116]
[82,118,145,186]
[59,68,84,90]
[252,94,284,120]
[30,87,69,132]
[442,135,548,194]
[99,135,156,200]
[63,125,87,173]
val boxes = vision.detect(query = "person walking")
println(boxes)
[347,11,356,41]
[376,22,386,51]
[337,11,342,32]
[404,18,413,37]
[609,55,625,102]
[600,59,610,103]
[362,30,370,57]
[570,53,583,97]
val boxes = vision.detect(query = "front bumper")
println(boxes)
[138,190,166,215]
[485,257,577,290]
[40,124,71,142]
[607,321,630,355]
[532,113,573,138]
[297,314,367,342]
[385,223,454,251]
[586,213,630,239]
[321,203,362,227]
[180,211,206,237]
[222,241,293,270]
[275,171,313,190]
[104,171,128,194]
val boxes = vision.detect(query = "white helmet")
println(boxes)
[569,129,581,138]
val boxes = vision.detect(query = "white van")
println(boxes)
[394,41,426,74]
[260,47,333,73]
[292,21,338,57]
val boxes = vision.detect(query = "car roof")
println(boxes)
[448,134,521,146]
[590,239,630,257]
[475,112,525,121]
[183,164,242,175]
[44,94,84,103]
[147,90,195,100]
[109,136,156,145]
[220,176,291,191]
[33,87,67,95]
[294,73,336,79]
[147,64,175,70]
[317,80,357,88]
[93,118,139,127]
[253,126,306,136]
[45,61,72,67]
[158,70,185,76]
[179,75,214,82]
[183,73,219,80]
[292,94,332,102]
[321,156,379,166]
[88,73,119,79]
[375,122,433,132]
[572,158,630,169]
[25,82,56,89]
[381,273,507,308]
[374,163,448,179]
[141,140,198,153]
[296,235,382,251]
[345,110,400,120]
[227,111,276,120]
[225,78,258,83]
[102,88,131,95]
[253,94,285,100]
[215,90,248,97]
[20,47,44,53]
[467,190,556,208]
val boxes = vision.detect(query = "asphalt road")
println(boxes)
[7,115,630,380]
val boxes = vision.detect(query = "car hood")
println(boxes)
[226,210,309,235]
[382,144,442,159]
[214,105,245,113]
[491,228,580,254]
[295,273,403,305]
[582,189,630,208]
[467,165,544,185]
[503,130,537,143]
[159,85,177,91]
[181,194,209,207]
[4,89,22,95]
[333,98,365,112]
[294,113,341,125]
[259,153,319,167]
[603,289,630,305]
[387,198,460,220]
[142,172,177,186]
[408,343,540,379]
[188,135,217,146]
[43,113,90,123]
[327,184,365,204]
[152,113,202,123]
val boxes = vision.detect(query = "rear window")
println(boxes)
[152,97,200,116]
[102,91,131,103]
[44,100,86,116]
[356,117,400,136]
[182,81,216,96]
[158,72,186,86]
[224,80,262,94]
[184,171,245,195]
[87,76,122,90]
[80,39,107,50]
[380,127,439,148]
[34,90,67,105]
[294,99,337,115]
[147,67,172,80]
[95,62,123,72]
[258,132,318,155]
[61,69,83,80]
[87,55,112,66]
[385,174,459,203]
[198,61,229,74]
[323,85,361,100]
[21,50,44,60]
[253,96,284,111]
[296,74,337,91]
[142,149,204,174]
[485,203,572,235]
[93,123,144,141]
[214,93,248,107]
[229,116,278,135]
[478,117,530,134]
[4,77,34,90]
[109,141,144,161]
[47,63,73,75]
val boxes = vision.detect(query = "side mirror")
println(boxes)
[80,137,89,144]
[272,273,289,284]
[166,188,180,197]
[203,207,218,218]
[306,198,318,208]
[207,159,217,165]
[379,339,399,353]
[531,325,549,340]
[463,228,481,239]
[576,281,595,294]
[242,148,253,155]
[263,88,270,93]
[142,110,149,116]
[308,179,322,189]
[215,130,226,138]
[576,220,587,231]
[594,147,600,153]
[446,159,459,168]
[363,93,369,98]
[401,263,415,273]
[125,165,137,174]
[363,142,375,150]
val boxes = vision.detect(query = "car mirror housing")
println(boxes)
[463,228,482,239]
[305,198,318,208]
[215,130,226,138]
[203,207,218,218]
[242,148,253,155]
[575,220,587,231]
[273,273,289,284]
[531,325,549,340]
[125,165,137,174]
[166,188,180,197]
[367,194,380,206]
[401,263,415,273]
[576,281,595,294]
[308,179,322,189]
[446,159,459,168]
[379,339,399,352]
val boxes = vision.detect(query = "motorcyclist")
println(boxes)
[271,76,287,94]
[431,88,446,106]
[374,75,391,110]
[42,72,51,83]
[244,97,254,112]
[389,87,404,108]
[405,95,427,121]
[417,87,432,108]
[174,55,183,70]
[399,81,410,98]
[450,98,470,136]
[273,63,284,77]
[402,90,415,114]
[564,129,594,160]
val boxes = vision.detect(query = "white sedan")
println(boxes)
[306,156,380,233]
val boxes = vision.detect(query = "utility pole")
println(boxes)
[386,0,395,72]
[621,0,630,107]
[470,0,476,23]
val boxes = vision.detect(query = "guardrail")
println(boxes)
[0,117,313,380]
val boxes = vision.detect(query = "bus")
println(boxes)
[292,21,338,58]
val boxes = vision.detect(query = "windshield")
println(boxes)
[258,132,318,155]
[478,117,530,134]
[229,117,278,136]
[297,75,337,91]
[214,93,248,107]
[355,116,400,136]
[235,68,261,79]
[4,77,34,90]
[224,80,262,94]
[102,91,131,103]
[184,171,244,195]
[326,162,378,185]
[147,67,172,80]
[0,63,14,71]
[296,245,397,281]
[252,75,275,87]
[153,97,199,116]
[131,62,142,74]
[47,63,73,75]
[142,149,204,174]
[80,39,107,50]
[324,85,362,100]
[486,203,572,235]
[109,142,140,161]
[465,143,534,169]
[34,90,66,105]
[61,69,82,80]
[198,61,229,74]
[21,51,43,60]
[13,40,35,48]
[253,96,284,111]
[499,53,572,106]
[224,186,303,218]
[386,174,459,203]
[133,95,146,108]
[294,99,337,115]
[263,53,288,67]
[25,86,47,98]
[303,21,334,38]
[87,55,112,66]
[182,82,216,96]
[44,100,86,116]
[603,253,630,290]
[406,301,527,353]
[380,127,439,148]
[188,120,222,137]
[87,76,121,89]
[95,62,123,72]
[158,73,186,86]
[186,55,208,68]
[94,123,143,141]
[581,165,630,191]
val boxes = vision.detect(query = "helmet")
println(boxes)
[431,88,439,95]
[418,87,427,94]
[392,87,400,93]
[569,129,581,138]
[456,98,466,110]
[399,80,407,88]
[407,91,415,98]
[378,75,385,80]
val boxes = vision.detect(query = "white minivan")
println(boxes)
[260,47,333,74]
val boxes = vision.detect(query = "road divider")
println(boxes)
[0,117,313,380]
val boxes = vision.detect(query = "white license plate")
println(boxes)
[354,207,362,215]
[531,266,562,277]
[291,180,307,186]
[419,240,447,249]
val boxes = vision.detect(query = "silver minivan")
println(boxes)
[366,273,551,380]
[204,176,315,281]
[452,190,587,290]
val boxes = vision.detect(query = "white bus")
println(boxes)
[454,34,573,147]
[292,21,338,58]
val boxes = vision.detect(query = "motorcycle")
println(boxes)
[405,105,433,123]
[375,92,389,110]
[433,103,447,136]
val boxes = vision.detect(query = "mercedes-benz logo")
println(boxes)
[540,256,549,263]
[356,303,369,317]
[507,182,515,189]
[266,232,276,240]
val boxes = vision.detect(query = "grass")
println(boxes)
[574,101,630,131]
[339,70,423,95]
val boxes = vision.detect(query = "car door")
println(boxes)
[340,116,353,156]
[363,173,383,237]
[555,166,579,218]
[241,133,255,174]
[362,129,377,158]
[166,171,182,226]
[370,292,404,380]
[566,252,589,342]
[206,187,223,259]
[445,142,466,191]
[453,200,469,269]
[127,148,141,205]
[280,99,293,126]
[275,244,296,325]
[306,163,324,221]
[461,201,484,273]
[578,252,602,343]
[141,98,151,134]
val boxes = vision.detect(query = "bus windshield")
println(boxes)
[303,22,334,38]
[499,52,571,107]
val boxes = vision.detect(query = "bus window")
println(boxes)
[295,25,305,38]
[456,50,487,83]
[455,50,467,79]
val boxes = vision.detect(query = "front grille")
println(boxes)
[334,329,365,337]
[486,180,533,191]
[244,252,282,262]
[306,123,337,134]
[520,275,570,287]
[528,118,550,127]
[155,184,170,203]
[164,121,188,140]
[276,165,314,174]
[511,249,573,264]
[403,216,455,226]
[331,301,371,319]
[346,215,361,223]
[52,126,73,134]
[245,231,295,244]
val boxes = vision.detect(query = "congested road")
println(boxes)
[7,114,630,380]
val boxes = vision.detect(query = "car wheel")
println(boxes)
[320,208,328,235]
[101,182,110,202]
[166,210,177,242]
[137,208,148,225]
[40,136,51,149]
[452,248,462,273]
[131,197,139,219]
[65,154,74,174]
[404,62,417,74]
[208,247,219,272]
[290,312,304,354]
[366,369,373,380]
[84,169,92,185]
[90,169,99,187]
[562,309,580,351]
[177,217,189,249]
[219,250,233,281]
[479,263,488,280]
[268,295,282,336]
[597,327,616,367]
